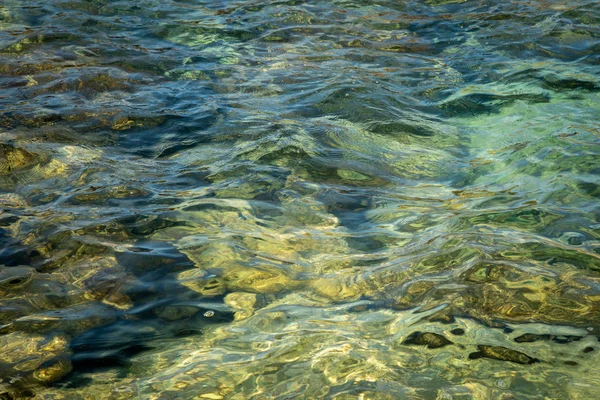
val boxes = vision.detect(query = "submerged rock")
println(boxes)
[0,266,82,323]
[469,345,538,365]
[0,143,43,175]
[403,332,453,349]
[0,332,72,396]
[439,261,600,332]
[514,333,583,344]
[0,142,69,189]
[69,299,235,373]
[540,74,599,92]
[0,266,36,293]
[79,266,134,311]
[224,292,258,320]
[179,266,301,296]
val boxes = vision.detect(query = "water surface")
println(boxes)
[1,0,599,398]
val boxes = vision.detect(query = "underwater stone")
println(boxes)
[514,333,550,343]
[559,232,586,246]
[403,332,453,349]
[0,266,36,292]
[154,305,200,321]
[469,345,538,365]
[0,331,72,394]
[32,357,72,383]
[178,269,226,296]
[82,268,133,310]
[0,267,82,314]
[69,301,235,373]
[0,144,42,174]
[224,292,258,320]
[583,347,594,353]
[514,333,583,344]
[223,267,300,294]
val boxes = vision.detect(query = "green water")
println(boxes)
[0,0,599,398]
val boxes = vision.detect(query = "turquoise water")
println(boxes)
[0,0,599,398]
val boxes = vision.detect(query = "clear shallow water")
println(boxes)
[0,0,599,398]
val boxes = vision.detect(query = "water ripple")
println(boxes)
[1,0,599,398]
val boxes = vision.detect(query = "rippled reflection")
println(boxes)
[1,0,599,398]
